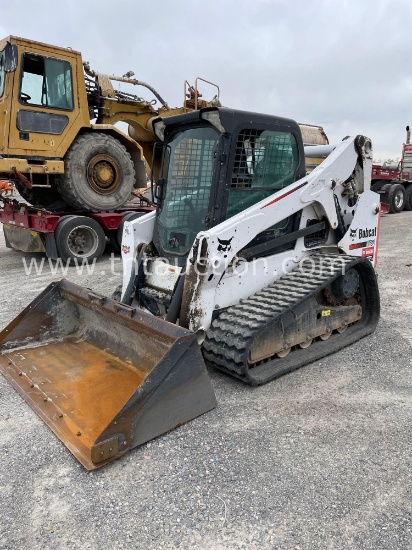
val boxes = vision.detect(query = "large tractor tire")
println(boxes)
[57,133,135,212]
[55,215,106,263]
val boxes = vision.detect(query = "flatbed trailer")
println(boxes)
[0,197,153,262]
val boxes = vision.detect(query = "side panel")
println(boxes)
[6,39,89,158]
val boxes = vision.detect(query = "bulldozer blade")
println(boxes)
[0,280,217,470]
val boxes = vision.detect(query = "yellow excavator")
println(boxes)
[0,105,381,470]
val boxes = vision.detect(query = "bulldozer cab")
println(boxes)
[151,107,307,264]
[0,36,89,158]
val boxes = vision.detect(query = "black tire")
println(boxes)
[387,183,405,213]
[404,185,412,211]
[57,132,135,212]
[116,211,145,248]
[55,215,106,262]
[15,178,64,208]
[108,211,145,253]
[109,231,121,253]
[370,179,387,193]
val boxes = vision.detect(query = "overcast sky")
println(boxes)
[1,0,411,161]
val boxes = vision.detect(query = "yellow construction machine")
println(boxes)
[0,36,328,214]
[0,36,220,211]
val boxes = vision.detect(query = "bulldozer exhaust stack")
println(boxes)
[0,280,216,469]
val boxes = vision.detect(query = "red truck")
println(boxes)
[371,126,412,213]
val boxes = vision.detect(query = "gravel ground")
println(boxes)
[0,210,411,549]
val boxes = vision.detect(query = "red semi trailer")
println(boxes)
[0,196,152,262]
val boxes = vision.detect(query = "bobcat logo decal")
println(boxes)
[217,237,233,254]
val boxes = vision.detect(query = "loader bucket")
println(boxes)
[0,280,216,470]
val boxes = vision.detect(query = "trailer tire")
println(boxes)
[116,211,146,249]
[57,133,135,212]
[404,185,412,211]
[109,231,121,253]
[387,184,405,213]
[55,215,106,263]
[370,179,387,193]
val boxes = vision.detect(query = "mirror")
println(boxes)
[154,178,165,202]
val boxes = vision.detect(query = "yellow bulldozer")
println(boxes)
[0,36,221,211]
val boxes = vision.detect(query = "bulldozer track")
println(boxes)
[203,253,380,385]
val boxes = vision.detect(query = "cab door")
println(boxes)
[8,44,84,157]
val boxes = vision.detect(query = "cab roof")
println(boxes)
[0,35,81,56]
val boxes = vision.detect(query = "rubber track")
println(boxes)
[202,253,380,386]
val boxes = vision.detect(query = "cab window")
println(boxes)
[20,54,73,110]
[227,129,299,217]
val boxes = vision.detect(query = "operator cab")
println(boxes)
[151,107,306,266]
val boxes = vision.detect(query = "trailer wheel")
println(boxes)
[404,185,412,211]
[109,231,121,253]
[116,211,146,250]
[57,133,135,212]
[55,215,106,263]
[387,184,405,213]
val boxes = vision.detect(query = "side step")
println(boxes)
[0,280,217,469]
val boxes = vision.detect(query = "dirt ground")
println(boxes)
[0,211,411,549]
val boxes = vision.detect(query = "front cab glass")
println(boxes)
[19,53,73,110]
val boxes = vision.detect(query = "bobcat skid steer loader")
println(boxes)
[0,107,381,469]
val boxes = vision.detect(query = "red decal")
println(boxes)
[121,245,131,254]
[349,242,367,250]
[261,181,307,209]
[362,246,374,257]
